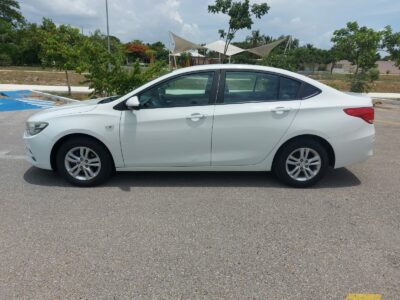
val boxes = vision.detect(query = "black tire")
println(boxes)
[56,137,114,187]
[273,138,329,188]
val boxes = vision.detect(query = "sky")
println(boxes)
[19,0,400,49]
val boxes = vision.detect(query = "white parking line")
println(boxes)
[0,150,25,160]
[15,99,54,108]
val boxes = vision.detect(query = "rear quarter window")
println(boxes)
[300,83,321,99]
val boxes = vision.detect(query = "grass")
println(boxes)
[310,73,400,93]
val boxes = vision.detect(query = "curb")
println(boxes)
[32,90,80,103]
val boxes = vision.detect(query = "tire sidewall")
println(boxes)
[274,139,329,188]
[56,137,113,187]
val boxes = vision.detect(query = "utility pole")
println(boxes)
[105,0,112,72]
[105,0,111,54]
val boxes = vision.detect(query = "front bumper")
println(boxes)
[23,131,53,170]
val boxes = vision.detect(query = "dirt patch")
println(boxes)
[0,69,87,86]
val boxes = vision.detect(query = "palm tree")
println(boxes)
[247,30,264,47]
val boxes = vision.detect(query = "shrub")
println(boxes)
[0,53,12,66]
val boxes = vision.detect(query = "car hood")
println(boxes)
[27,99,100,122]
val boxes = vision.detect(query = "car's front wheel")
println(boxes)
[273,139,329,188]
[56,137,114,187]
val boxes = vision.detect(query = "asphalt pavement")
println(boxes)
[0,106,399,299]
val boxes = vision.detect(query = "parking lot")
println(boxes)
[0,105,399,299]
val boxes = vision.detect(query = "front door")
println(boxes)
[120,71,217,167]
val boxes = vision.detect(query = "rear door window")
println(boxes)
[222,71,302,103]
[223,71,280,103]
[279,77,301,100]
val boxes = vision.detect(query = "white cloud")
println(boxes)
[290,17,301,24]
[19,0,400,48]
[181,23,201,39]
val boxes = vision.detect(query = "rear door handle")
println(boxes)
[187,113,206,122]
[271,107,292,114]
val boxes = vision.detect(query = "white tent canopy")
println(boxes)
[171,50,205,58]
[169,32,204,54]
[246,37,288,58]
[168,32,290,67]
[204,40,245,57]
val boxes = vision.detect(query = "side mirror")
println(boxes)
[126,96,140,110]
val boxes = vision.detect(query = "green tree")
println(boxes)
[89,30,122,54]
[0,0,25,27]
[261,52,295,71]
[148,41,169,62]
[332,22,382,92]
[208,0,270,57]
[327,46,341,73]
[78,34,166,95]
[18,23,42,65]
[39,18,83,95]
[0,20,16,65]
[145,49,156,63]
[246,30,264,47]
[125,40,149,63]
[383,26,400,67]
[0,0,25,65]
[290,45,331,72]
[77,35,123,96]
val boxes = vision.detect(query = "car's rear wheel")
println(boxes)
[56,137,114,187]
[273,139,329,188]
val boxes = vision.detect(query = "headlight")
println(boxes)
[26,122,48,136]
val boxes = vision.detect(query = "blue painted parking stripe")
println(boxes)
[0,98,41,112]
[0,90,32,97]
[0,90,55,112]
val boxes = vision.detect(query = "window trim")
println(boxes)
[114,69,322,110]
[114,70,219,111]
[298,82,322,100]
[217,69,320,105]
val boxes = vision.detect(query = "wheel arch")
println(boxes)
[50,133,116,171]
[272,134,335,169]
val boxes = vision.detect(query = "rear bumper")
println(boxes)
[329,125,375,168]
[23,131,53,170]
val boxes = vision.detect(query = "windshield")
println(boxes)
[98,95,121,104]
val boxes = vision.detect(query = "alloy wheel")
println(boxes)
[285,147,322,182]
[64,146,101,181]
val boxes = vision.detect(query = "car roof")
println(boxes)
[171,64,326,88]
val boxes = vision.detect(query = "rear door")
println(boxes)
[211,70,301,166]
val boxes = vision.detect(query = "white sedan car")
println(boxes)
[24,65,375,187]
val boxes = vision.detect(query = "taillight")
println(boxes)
[343,107,374,124]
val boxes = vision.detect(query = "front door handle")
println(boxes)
[271,107,292,114]
[187,113,206,122]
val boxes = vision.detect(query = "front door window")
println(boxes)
[139,72,215,109]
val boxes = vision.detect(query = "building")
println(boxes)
[377,61,400,75]
[328,60,400,75]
